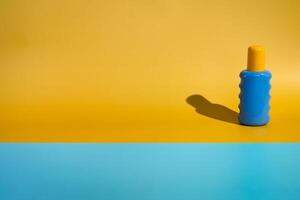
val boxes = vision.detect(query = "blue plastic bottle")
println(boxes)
[238,46,272,126]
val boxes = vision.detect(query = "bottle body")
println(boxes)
[239,70,271,126]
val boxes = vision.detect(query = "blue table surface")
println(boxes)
[1,144,300,200]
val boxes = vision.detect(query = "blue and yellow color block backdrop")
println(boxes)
[1,1,300,199]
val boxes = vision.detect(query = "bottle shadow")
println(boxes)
[186,94,239,125]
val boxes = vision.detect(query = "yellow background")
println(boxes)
[1,0,300,142]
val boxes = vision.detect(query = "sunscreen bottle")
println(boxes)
[239,45,271,126]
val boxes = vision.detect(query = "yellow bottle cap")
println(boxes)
[247,45,265,72]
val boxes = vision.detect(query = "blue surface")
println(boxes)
[0,144,300,200]
[239,70,271,126]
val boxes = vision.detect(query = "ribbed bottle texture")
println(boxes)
[239,70,271,126]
